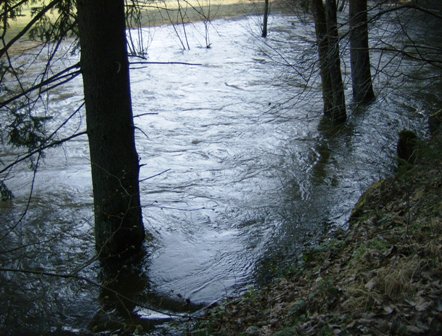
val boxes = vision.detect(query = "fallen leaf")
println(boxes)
[415,300,432,312]
[365,278,377,291]
[406,323,428,333]
[383,305,394,315]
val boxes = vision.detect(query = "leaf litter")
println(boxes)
[190,128,442,335]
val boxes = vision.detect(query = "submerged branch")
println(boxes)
[129,60,202,67]
[139,168,171,182]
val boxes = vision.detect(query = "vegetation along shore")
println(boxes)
[189,115,442,335]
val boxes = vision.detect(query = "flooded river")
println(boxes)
[1,6,441,335]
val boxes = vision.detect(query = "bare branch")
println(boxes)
[369,3,442,24]
[0,62,81,108]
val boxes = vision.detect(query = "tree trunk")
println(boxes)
[76,0,145,260]
[325,0,346,122]
[311,0,333,115]
[338,0,346,12]
[349,0,375,104]
[262,0,270,38]
[312,0,346,122]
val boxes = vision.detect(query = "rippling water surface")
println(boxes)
[1,10,441,334]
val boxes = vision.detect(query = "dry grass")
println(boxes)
[378,256,422,299]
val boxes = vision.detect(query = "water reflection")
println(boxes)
[89,251,204,334]
[91,254,151,333]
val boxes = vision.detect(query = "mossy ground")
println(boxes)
[190,126,442,335]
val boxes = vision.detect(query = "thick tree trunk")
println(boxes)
[325,0,346,122]
[349,0,375,104]
[311,0,333,115]
[312,0,346,122]
[76,0,145,260]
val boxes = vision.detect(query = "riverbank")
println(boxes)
[134,0,268,27]
[3,0,268,42]
[191,118,442,335]
[3,0,274,55]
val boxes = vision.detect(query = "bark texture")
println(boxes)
[312,0,333,114]
[325,0,346,122]
[312,0,347,122]
[76,0,145,260]
[349,0,375,104]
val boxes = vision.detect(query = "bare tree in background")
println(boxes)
[262,0,270,37]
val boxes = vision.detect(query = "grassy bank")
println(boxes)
[134,0,268,27]
[3,0,275,55]
[191,119,442,335]
[3,0,271,43]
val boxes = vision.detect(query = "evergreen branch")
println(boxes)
[0,0,29,18]
[0,130,87,176]
[0,151,41,242]
[0,0,61,58]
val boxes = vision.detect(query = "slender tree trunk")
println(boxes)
[262,0,269,38]
[76,0,145,260]
[349,0,375,104]
[325,0,346,122]
[338,0,346,12]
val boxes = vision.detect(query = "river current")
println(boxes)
[1,7,441,335]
